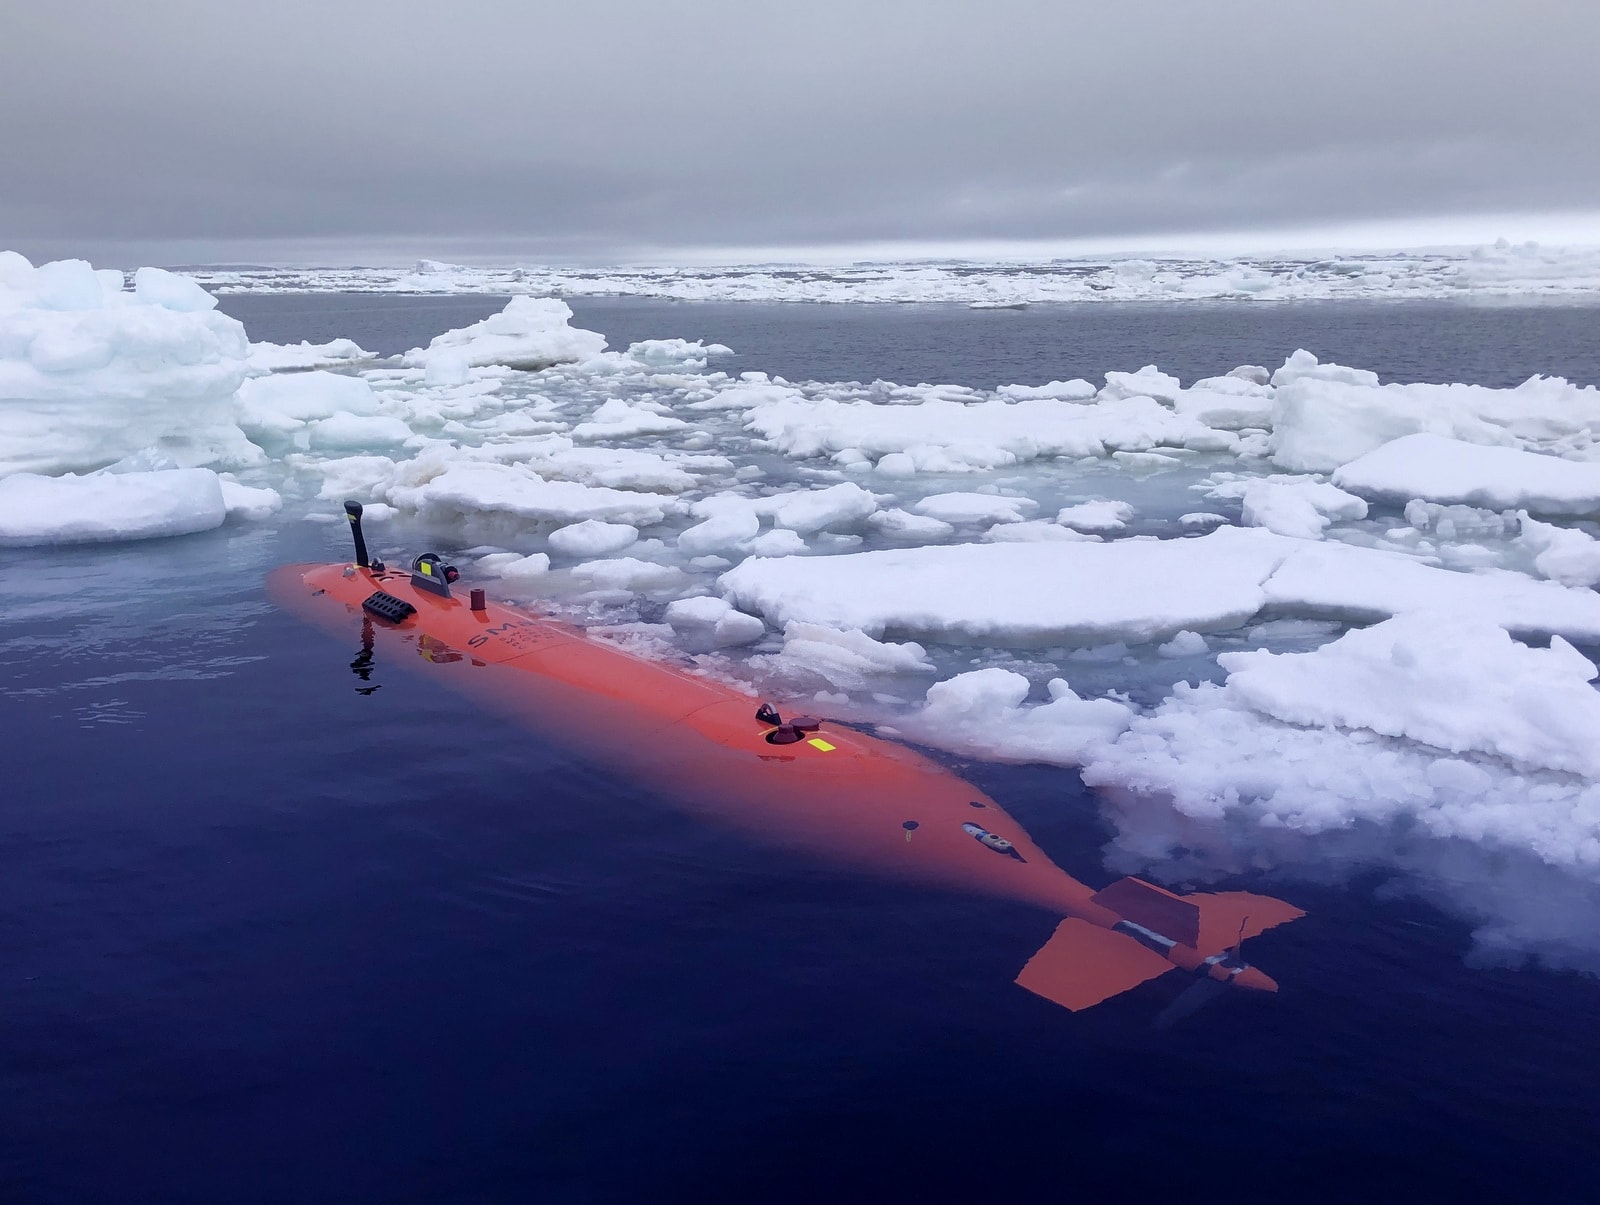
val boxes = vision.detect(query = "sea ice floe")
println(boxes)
[1055,499,1135,533]
[1271,356,1600,473]
[898,668,1135,765]
[753,621,937,691]
[744,392,1233,473]
[402,296,607,371]
[912,491,1038,525]
[0,468,227,546]
[385,462,676,531]
[1236,478,1368,540]
[1333,433,1600,514]
[1515,515,1600,588]
[246,338,375,374]
[721,525,1600,647]
[663,596,766,647]
[547,519,640,558]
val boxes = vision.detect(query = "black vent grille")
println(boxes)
[362,591,417,624]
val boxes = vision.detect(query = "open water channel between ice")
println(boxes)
[4,292,1600,1201]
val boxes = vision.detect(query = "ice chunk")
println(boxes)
[1100,365,1181,404]
[1517,515,1600,587]
[548,519,640,558]
[308,412,415,449]
[569,557,685,592]
[1158,630,1209,657]
[387,462,672,528]
[1270,349,1380,389]
[663,596,766,647]
[1239,479,1367,540]
[1056,500,1135,533]
[996,379,1096,402]
[425,352,472,387]
[865,508,955,541]
[1271,373,1600,474]
[1180,512,1227,528]
[478,552,551,579]
[571,398,689,441]
[402,297,606,370]
[902,669,1133,765]
[1219,613,1600,778]
[745,529,809,557]
[745,392,1230,473]
[1261,537,1600,641]
[912,492,1038,525]
[625,338,733,369]
[1175,376,1275,430]
[677,505,761,555]
[757,621,936,689]
[0,468,226,545]
[132,267,216,312]
[1403,500,1517,540]
[247,338,374,374]
[0,254,250,475]
[1334,433,1600,514]
[765,482,878,533]
[983,520,1100,543]
[237,370,381,441]
[219,479,283,520]
[686,381,805,412]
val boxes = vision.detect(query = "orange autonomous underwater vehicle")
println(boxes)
[270,502,1304,1021]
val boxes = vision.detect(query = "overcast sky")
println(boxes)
[5,0,1598,266]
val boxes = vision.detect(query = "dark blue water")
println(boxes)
[216,293,1600,389]
[7,299,1600,1203]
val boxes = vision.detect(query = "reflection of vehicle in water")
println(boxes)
[271,502,1304,1019]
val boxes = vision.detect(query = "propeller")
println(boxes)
[1153,915,1252,1030]
[1153,975,1228,1030]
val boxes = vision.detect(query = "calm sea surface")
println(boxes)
[3,296,1598,1203]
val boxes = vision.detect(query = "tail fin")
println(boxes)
[1014,918,1175,1011]
[1186,890,1305,958]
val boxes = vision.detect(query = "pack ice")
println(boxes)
[15,248,1600,967]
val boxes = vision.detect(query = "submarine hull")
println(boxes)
[270,562,1106,919]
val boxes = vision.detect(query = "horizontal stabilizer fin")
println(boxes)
[1015,918,1174,1012]
[1091,876,1201,948]
[1187,891,1306,958]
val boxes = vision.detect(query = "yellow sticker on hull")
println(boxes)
[808,738,836,752]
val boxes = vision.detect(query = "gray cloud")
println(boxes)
[4,0,1598,264]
